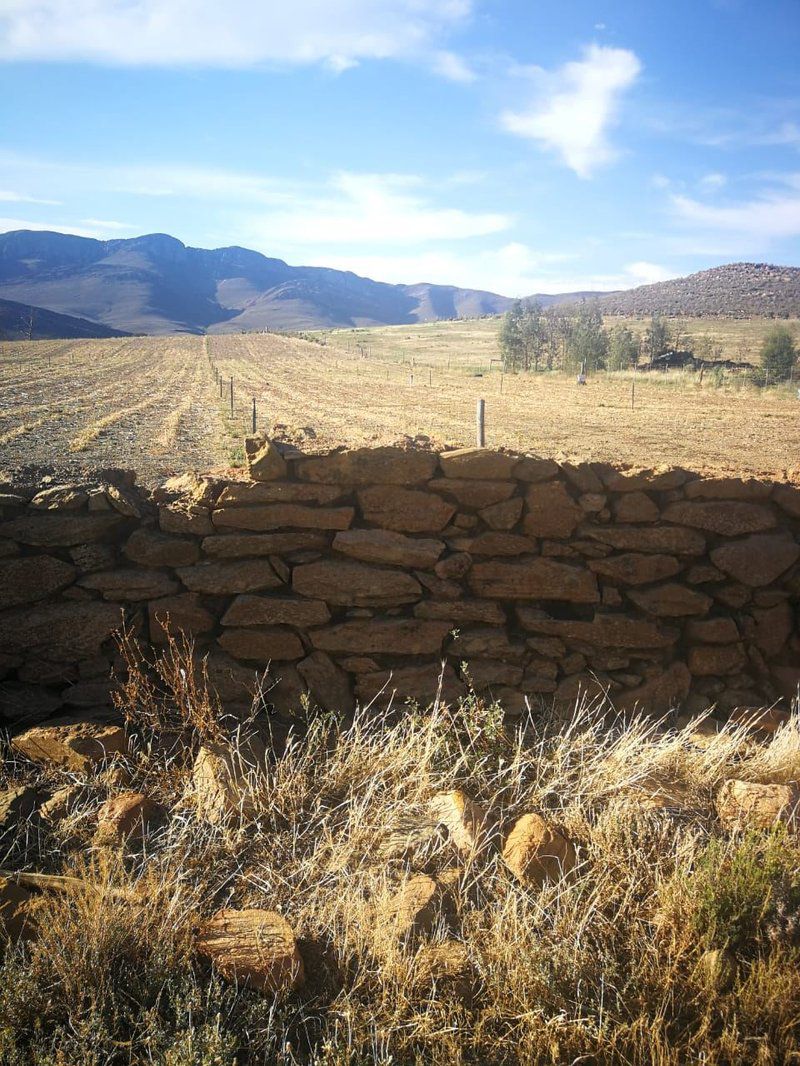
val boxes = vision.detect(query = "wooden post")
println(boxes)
[429,368,432,386]
[476,398,485,447]
[252,397,256,434]
[631,363,636,410]
[500,373,504,394]
[230,376,234,416]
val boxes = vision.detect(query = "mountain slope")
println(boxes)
[0,230,513,334]
[595,263,800,318]
[0,297,129,340]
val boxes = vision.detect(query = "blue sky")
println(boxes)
[1,0,799,295]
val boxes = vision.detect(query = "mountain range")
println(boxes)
[0,229,797,338]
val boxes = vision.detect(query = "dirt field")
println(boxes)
[1,322,799,484]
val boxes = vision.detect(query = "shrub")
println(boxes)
[760,325,797,380]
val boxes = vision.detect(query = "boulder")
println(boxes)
[750,602,793,658]
[12,720,127,771]
[615,662,691,714]
[601,467,688,493]
[462,658,523,688]
[710,534,800,587]
[688,644,746,676]
[204,652,266,703]
[244,437,288,481]
[355,662,465,705]
[468,558,599,603]
[212,505,354,532]
[773,484,800,519]
[95,791,166,845]
[439,448,518,480]
[310,619,451,656]
[0,601,122,660]
[414,599,507,625]
[296,446,437,485]
[124,528,199,567]
[69,542,117,572]
[155,472,222,508]
[686,617,740,643]
[627,583,712,617]
[685,477,772,501]
[102,483,141,517]
[449,627,526,663]
[218,627,305,662]
[523,482,583,538]
[517,610,675,649]
[428,478,515,509]
[662,501,776,536]
[480,496,523,530]
[429,789,493,855]
[196,908,304,992]
[79,569,179,601]
[387,874,439,938]
[297,651,354,714]
[716,780,800,831]
[222,594,330,628]
[149,593,216,644]
[0,785,42,841]
[292,558,422,607]
[357,485,455,533]
[192,737,265,822]
[0,513,124,547]
[612,492,659,523]
[29,484,88,510]
[177,559,282,595]
[0,554,76,609]
[589,553,681,586]
[159,504,215,536]
[584,525,706,555]
[502,813,576,887]
[217,482,346,506]
[435,552,471,580]
[333,528,444,568]
[202,531,329,558]
[515,456,560,483]
[449,532,538,556]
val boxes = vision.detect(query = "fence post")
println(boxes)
[230,376,234,416]
[252,397,256,434]
[476,398,485,447]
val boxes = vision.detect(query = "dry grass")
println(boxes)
[1,639,799,1064]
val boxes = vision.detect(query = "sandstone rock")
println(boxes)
[663,500,776,536]
[222,594,330,628]
[149,593,216,644]
[218,627,305,662]
[688,643,746,676]
[193,738,266,823]
[555,673,612,703]
[297,446,437,485]
[578,492,606,514]
[516,609,674,648]
[685,477,772,501]
[449,627,526,663]
[155,472,222,508]
[615,662,691,714]
[311,619,450,656]
[388,874,439,937]
[686,617,740,643]
[714,584,751,609]
[0,786,42,840]
[773,484,800,519]
[716,779,800,831]
[69,542,117,572]
[0,554,76,609]
[95,791,166,845]
[178,559,282,595]
[439,447,518,480]
[429,789,492,855]
[0,601,122,660]
[602,467,688,493]
[628,583,712,617]
[30,484,88,510]
[463,658,523,688]
[468,558,599,603]
[480,496,523,530]
[124,528,199,567]
[502,813,576,887]
[297,651,354,713]
[293,558,422,606]
[727,706,791,736]
[79,568,179,601]
[414,599,506,625]
[515,456,560,483]
[710,534,800,587]
[159,504,215,536]
[589,552,681,586]
[523,481,583,538]
[202,531,329,558]
[613,491,659,523]
[355,662,465,706]
[197,908,304,992]
[39,783,84,823]
[686,563,725,584]
[415,571,463,599]
[428,478,515,509]
[750,602,793,658]
[102,482,141,517]
[435,552,471,580]
[0,876,34,943]
[449,532,537,556]
[772,666,800,703]
[695,947,737,992]
[332,530,442,571]
[357,485,455,533]
[526,635,566,658]
[212,505,354,532]
[13,720,127,771]
[0,513,124,547]
[412,940,473,1000]
[244,437,288,481]
[217,481,346,507]
[585,525,706,555]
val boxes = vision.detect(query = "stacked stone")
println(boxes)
[0,439,798,730]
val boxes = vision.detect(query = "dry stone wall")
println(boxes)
[0,439,799,731]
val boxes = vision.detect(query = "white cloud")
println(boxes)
[0,0,472,75]
[501,44,641,178]
[671,183,800,239]
[80,217,138,231]
[432,50,475,83]
[0,189,60,204]
[0,216,114,238]
[698,172,727,190]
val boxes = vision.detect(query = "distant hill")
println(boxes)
[0,297,129,340]
[595,263,800,318]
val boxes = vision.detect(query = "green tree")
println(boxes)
[565,301,607,373]
[643,315,671,363]
[498,299,545,372]
[499,300,524,372]
[760,325,797,380]
[606,324,639,370]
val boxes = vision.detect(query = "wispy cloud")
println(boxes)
[432,50,476,83]
[0,0,473,78]
[0,189,61,205]
[671,180,800,239]
[500,44,641,178]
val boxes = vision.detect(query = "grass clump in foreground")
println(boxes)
[1,640,799,1065]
